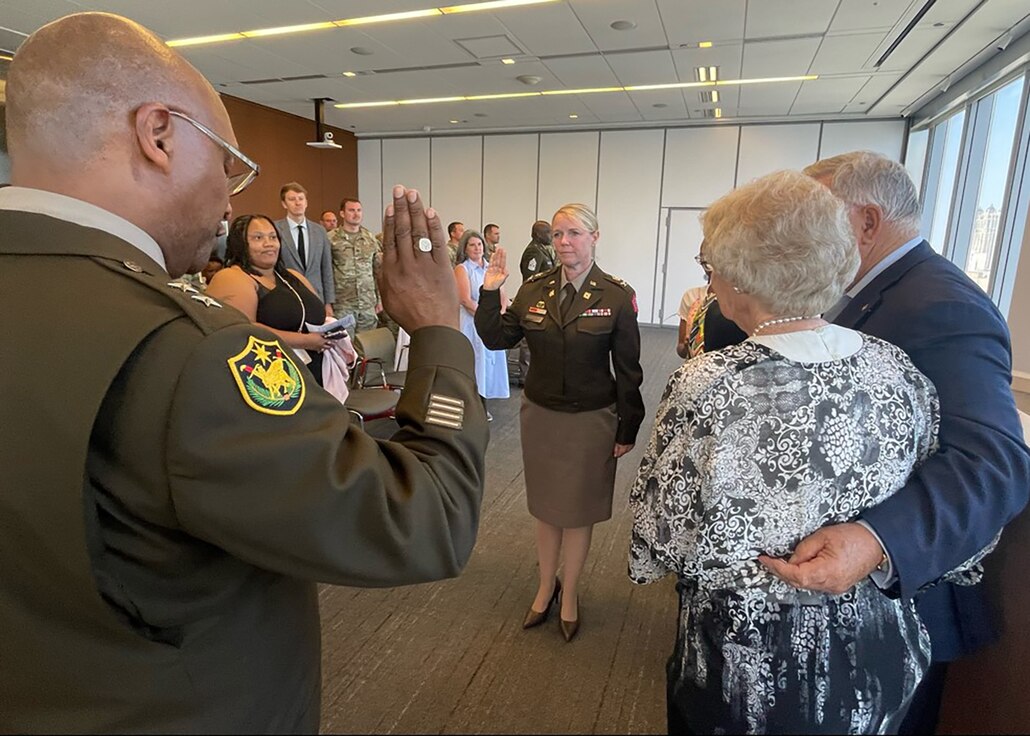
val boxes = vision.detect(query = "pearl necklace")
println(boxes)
[751,315,820,337]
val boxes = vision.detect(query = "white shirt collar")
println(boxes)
[288,217,307,230]
[0,186,168,272]
[846,236,923,298]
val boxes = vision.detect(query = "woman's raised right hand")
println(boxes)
[482,246,509,291]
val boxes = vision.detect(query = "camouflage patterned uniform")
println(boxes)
[330,226,381,333]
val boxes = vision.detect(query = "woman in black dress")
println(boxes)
[206,214,331,384]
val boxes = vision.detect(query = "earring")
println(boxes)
[732,285,742,294]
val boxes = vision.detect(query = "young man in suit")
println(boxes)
[763,151,1030,733]
[276,182,335,318]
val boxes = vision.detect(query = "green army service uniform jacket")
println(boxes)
[329,225,380,331]
[0,210,488,732]
[475,262,645,445]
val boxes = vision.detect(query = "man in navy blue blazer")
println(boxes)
[762,151,1030,733]
[275,181,335,318]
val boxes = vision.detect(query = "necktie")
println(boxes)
[559,282,576,321]
[296,225,307,269]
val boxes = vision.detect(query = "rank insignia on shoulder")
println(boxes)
[191,294,223,308]
[527,258,537,272]
[228,336,306,416]
[426,393,465,430]
[167,281,199,294]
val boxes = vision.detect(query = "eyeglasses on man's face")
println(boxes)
[694,254,713,282]
[168,110,259,196]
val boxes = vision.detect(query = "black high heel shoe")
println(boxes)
[522,579,562,629]
[559,594,580,642]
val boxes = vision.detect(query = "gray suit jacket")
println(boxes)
[275,217,335,305]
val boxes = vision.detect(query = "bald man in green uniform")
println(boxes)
[0,12,487,733]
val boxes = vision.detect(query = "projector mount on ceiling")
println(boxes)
[306,98,342,149]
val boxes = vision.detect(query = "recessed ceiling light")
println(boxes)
[450,119,460,123]
[610,20,637,31]
[351,46,374,55]
[342,71,357,77]
[698,41,713,48]
[516,74,542,85]
[501,58,516,65]
[568,113,579,119]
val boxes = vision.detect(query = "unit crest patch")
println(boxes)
[228,336,306,415]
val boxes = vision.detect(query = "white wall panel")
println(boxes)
[482,134,540,286]
[381,138,431,211]
[819,121,906,161]
[430,136,483,236]
[537,132,600,220]
[596,129,666,324]
[357,139,382,229]
[736,124,821,185]
[661,209,708,327]
[662,127,739,208]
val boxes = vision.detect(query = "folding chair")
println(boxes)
[353,327,406,389]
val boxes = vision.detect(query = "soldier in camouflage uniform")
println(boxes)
[330,197,381,333]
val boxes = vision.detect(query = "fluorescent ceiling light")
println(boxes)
[541,86,623,96]
[342,71,357,77]
[167,32,244,47]
[440,0,557,13]
[708,66,718,81]
[717,75,817,86]
[714,108,723,119]
[334,75,817,109]
[695,66,707,82]
[568,113,578,119]
[711,90,720,103]
[241,22,336,38]
[698,41,713,48]
[166,0,558,47]
[336,9,442,27]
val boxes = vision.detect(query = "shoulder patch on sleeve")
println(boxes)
[228,336,306,415]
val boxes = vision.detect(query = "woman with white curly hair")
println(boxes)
[629,170,943,734]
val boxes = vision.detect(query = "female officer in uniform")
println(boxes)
[475,203,644,642]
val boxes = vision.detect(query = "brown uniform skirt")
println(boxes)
[520,397,618,528]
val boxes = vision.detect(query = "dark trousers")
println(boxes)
[898,661,948,735]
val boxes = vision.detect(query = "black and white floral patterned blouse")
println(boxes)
[629,330,942,734]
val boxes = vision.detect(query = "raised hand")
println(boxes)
[482,246,509,291]
[376,185,459,332]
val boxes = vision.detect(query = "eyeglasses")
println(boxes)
[168,110,260,196]
[694,254,713,282]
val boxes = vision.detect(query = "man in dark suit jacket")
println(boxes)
[275,181,335,317]
[763,151,1030,733]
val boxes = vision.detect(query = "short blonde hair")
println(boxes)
[703,170,859,317]
[552,203,598,233]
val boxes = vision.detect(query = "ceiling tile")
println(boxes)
[737,81,804,116]
[569,0,669,51]
[829,0,913,33]
[493,2,597,57]
[791,76,869,114]
[741,37,822,78]
[606,49,678,86]
[541,55,620,88]
[657,0,746,47]
[745,0,837,39]
[810,32,885,75]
